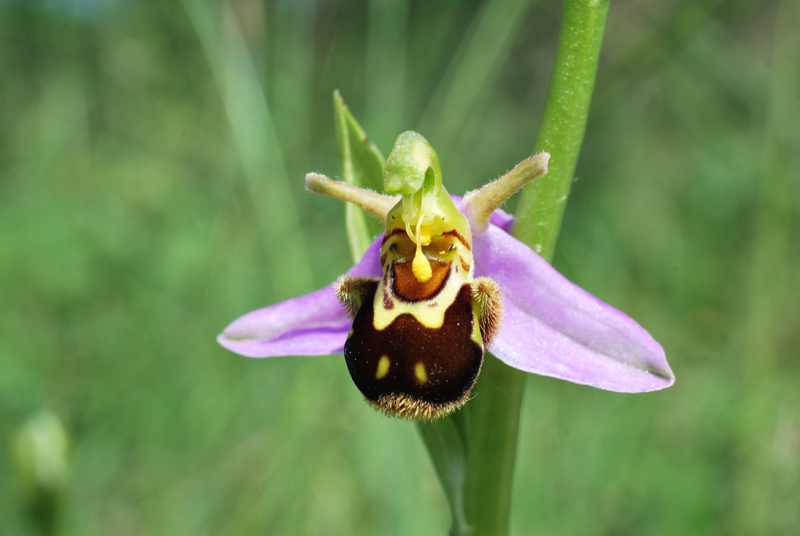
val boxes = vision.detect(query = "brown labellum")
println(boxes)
[343,280,483,420]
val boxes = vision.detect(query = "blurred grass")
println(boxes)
[0,0,797,534]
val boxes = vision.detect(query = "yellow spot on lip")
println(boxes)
[376,356,391,379]
[415,362,428,383]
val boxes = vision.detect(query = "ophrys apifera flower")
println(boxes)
[219,131,674,420]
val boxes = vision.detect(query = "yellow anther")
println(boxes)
[417,220,432,246]
[418,229,432,246]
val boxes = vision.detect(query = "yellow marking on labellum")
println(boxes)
[415,362,428,383]
[376,355,391,379]
[375,232,474,332]
[372,263,464,331]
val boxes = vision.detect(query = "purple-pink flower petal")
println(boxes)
[473,225,674,392]
[219,197,674,393]
[217,238,383,358]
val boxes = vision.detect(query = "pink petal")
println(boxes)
[473,225,674,393]
[218,237,383,357]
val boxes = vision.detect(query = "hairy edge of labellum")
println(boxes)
[367,392,472,421]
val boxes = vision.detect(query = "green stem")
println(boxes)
[514,0,611,261]
[453,1,611,535]
[459,357,525,535]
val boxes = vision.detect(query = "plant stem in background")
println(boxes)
[455,1,610,534]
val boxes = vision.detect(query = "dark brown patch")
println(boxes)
[392,260,451,302]
[383,228,407,241]
[382,287,394,309]
[344,284,483,420]
[460,258,470,272]
[442,230,471,251]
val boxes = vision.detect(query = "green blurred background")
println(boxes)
[1,0,798,534]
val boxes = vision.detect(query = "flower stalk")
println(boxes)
[455,1,611,534]
[514,0,611,260]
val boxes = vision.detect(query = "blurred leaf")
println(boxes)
[419,0,535,150]
[183,0,313,297]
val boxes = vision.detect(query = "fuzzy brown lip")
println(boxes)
[344,282,483,420]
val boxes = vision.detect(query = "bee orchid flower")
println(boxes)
[218,131,674,420]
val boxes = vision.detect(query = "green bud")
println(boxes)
[13,410,70,496]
